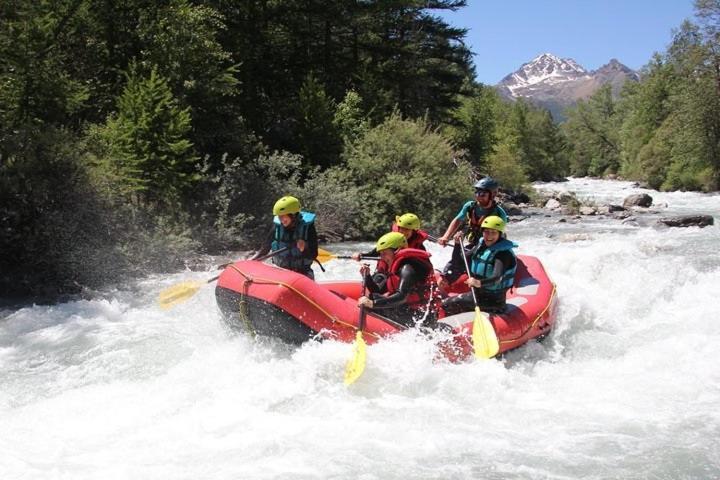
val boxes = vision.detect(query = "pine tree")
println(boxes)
[102,66,198,203]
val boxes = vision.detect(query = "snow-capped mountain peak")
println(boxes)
[494,53,639,121]
[499,53,590,93]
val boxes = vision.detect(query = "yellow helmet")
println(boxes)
[480,215,506,233]
[273,196,301,215]
[395,213,421,230]
[376,232,408,251]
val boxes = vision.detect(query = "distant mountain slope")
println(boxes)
[495,53,639,121]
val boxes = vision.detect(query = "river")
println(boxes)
[2,178,719,479]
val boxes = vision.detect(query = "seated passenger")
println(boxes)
[441,216,517,315]
[351,212,429,289]
[357,232,439,328]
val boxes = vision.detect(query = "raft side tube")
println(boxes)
[216,286,317,345]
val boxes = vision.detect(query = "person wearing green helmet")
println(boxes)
[352,212,429,258]
[351,213,430,290]
[250,195,319,279]
[436,176,508,294]
[357,231,440,327]
[393,213,430,249]
[441,215,517,315]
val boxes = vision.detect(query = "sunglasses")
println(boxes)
[474,190,490,196]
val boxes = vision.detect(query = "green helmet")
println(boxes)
[273,196,301,216]
[395,213,421,230]
[480,215,506,233]
[376,231,408,251]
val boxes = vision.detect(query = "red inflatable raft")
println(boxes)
[215,255,557,360]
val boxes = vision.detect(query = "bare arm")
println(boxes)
[438,218,463,246]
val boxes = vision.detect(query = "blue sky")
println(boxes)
[437,0,696,84]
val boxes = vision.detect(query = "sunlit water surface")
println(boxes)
[2,178,719,479]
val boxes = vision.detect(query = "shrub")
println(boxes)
[343,113,471,236]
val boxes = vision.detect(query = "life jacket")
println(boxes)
[466,202,505,244]
[385,248,437,309]
[469,238,517,292]
[390,223,428,250]
[407,230,428,250]
[271,211,316,272]
[375,260,389,274]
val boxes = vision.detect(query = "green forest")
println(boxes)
[2,0,719,298]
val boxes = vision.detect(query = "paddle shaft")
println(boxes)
[427,233,455,247]
[209,246,290,283]
[458,238,480,306]
[358,276,368,331]
[334,254,380,261]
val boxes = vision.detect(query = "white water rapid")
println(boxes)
[2,178,719,479]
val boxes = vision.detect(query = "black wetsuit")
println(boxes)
[363,261,435,328]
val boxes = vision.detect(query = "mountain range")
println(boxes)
[495,53,640,120]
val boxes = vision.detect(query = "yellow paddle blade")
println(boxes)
[344,330,367,385]
[158,281,204,310]
[316,247,337,264]
[472,307,500,359]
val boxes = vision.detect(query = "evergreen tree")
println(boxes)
[294,73,342,170]
[447,83,499,170]
[136,0,241,161]
[563,85,621,176]
[618,55,677,181]
[333,89,369,145]
[100,66,198,203]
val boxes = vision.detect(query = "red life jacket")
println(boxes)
[375,259,389,274]
[390,223,428,250]
[407,229,428,250]
[385,248,436,308]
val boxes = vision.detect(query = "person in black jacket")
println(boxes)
[357,232,438,327]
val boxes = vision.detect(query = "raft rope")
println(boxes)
[227,264,382,339]
[499,282,557,345]
[237,271,256,337]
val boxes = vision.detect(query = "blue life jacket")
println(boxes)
[271,211,316,272]
[469,238,517,292]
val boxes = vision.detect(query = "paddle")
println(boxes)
[344,275,369,385]
[157,247,289,309]
[458,238,500,359]
[427,233,455,247]
[316,247,379,264]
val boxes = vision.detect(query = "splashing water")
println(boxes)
[2,179,719,479]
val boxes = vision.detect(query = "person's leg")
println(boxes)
[444,244,466,281]
[441,292,476,316]
[475,290,506,313]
